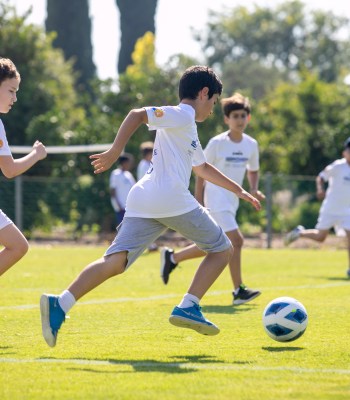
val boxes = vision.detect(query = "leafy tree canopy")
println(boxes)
[198,1,350,83]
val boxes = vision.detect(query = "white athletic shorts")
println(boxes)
[105,206,232,269]
[315,213,350,231]
[209,210,238,232]
[0,209,13,230]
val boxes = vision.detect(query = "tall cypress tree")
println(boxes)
[46,0,96,89]
[116,0,158,74]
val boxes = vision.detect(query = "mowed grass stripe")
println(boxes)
[0,281,348,311]
[1,358,350,375]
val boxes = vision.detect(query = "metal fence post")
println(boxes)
[15,175,23,230]
[264,172,273,248]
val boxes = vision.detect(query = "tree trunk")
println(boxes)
[46,0,96,89]
[116,0,158,74]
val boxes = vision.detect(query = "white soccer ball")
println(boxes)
[262,297,308,342]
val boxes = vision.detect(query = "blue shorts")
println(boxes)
[105,206,232,269]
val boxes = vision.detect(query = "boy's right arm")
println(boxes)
[316,175,326,200]
[193,162,261,211]
[90,108,148,174]
[0,140,46,179]
[194,176,205,205]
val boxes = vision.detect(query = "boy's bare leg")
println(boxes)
[173,243,205,264]
[300,229,328,242]
[187,248,232,299]
[0,224,28,276]
[345,230,350,271]
[68,251,128,301]
[40,251,128,347]
[226,229,243,290]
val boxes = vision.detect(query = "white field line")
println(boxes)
[0,281,348,311]
[0,357,349,375]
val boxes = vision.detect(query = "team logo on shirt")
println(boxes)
[0,140,3,148]
[191,140,197,149]
[152,107,164,118]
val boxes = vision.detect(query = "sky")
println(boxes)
[9,0,350,80]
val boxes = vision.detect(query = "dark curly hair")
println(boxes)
[0,58,20,84]
[179,65,222,101]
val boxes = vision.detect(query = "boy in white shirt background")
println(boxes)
[285,137,350,277]
[40,66,261,347]
[109,152,136,227]
[136,141,154,181]
[161,93,265,305]
[0,58,47,276]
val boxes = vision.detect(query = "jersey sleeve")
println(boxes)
[144,106,192,131]
[319,161,336,181]
[247,140,260,171]
[203,138,217,164]
[0,120,12,157]
[192,140,206,167]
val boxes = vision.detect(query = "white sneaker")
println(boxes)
[284,225,305,246]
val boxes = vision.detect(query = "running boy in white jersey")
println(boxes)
[285,137,350,277]
[0,58,47,276]
[160,93,265,305]
[40,66,261,347]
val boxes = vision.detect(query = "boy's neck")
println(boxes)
[228,129,244,142]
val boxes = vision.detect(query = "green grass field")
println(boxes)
[0,245,349,399]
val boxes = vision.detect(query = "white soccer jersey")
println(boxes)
[137,159,151,180]
[125,104,206,218]
[0,119,12,157]
[109,169,136,211]
[319,158,350,215]
[204,131,259,214]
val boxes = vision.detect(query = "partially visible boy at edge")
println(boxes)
[0,57,47,276]
[285,137,350,277]
[160,93,265,305]
[40,65,261,348]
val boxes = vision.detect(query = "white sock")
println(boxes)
[170,254,176,264]
[58,290,76,314]
[178,293,200,308]
[234,287,240,295]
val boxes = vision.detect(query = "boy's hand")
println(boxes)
[238,190,261,211]
[316,189,325,200]
[33,140,47,160]
[251,190,266,201]
[90,149,117,174]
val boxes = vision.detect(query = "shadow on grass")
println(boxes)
[262,346,304,352]
[42,354,225,374]
[324,276,350,282]
[0,346,16,356]
[202,304,257,314]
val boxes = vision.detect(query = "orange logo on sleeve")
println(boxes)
[153,108,164,118]
[0,140,3,148]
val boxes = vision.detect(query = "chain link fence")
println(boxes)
[1,172,322,247]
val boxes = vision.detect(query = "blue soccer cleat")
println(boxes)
[40,294,66,347]
[169,303,220,336]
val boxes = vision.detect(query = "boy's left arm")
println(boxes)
[247,170,266,201]
[193,162,261,211]
[90,108,148,174]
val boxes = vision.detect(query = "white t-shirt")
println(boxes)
[137,159,151,180]
[0,119,12,157]
[109,168,136,211]
[125,103,206,218]
[319,158,350,215]
[204,131,259,214]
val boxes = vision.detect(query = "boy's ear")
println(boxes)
[199,87,209,99]
[247,114,252,122]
